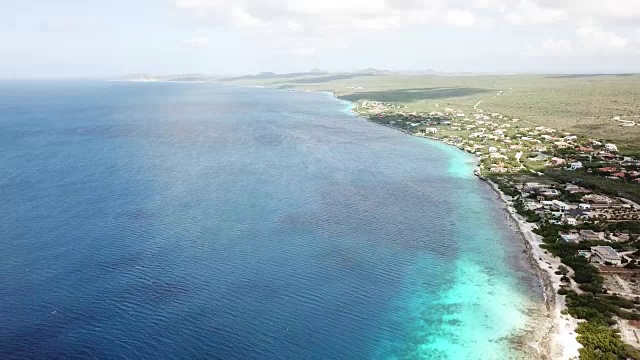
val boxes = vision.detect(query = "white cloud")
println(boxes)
[576,26,628,52]
[176,0,640,61]
[230,7,263,28]
[525,26,632,58]
[501,0,640,26]
[175,0,476,34]
[184,36,209,47]
[505,1,567,25]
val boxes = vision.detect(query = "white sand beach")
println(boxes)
[487,180,582,359]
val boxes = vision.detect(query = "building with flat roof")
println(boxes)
[551,200,569,212]
[591,246,621,265]
[560,232,580,243]
[580,230,602,241]
[539,188,560,197]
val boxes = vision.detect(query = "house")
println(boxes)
[611,172,626,179]
[524,182,545,191]
[614,233,630,242]
[560,232,581,243]
[582,194,614,205]
[569,162,583,171]
[551,200,569,212]
[590,246,621,265]
[565,217,577,226]
[605,143,618,152]
[541,200,554,209]
[581,230,602,241]
[555,141,570,148]
[598,167,618,173]
[579,203,591,210]
[566,209,589,218]
[551,157,566,166]
[539,188,560,197]
[488,146,498,153]
[525,201,541,211]
[424,128,438,134]
[566,184,591,194]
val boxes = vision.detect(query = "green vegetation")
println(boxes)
[563,291,640,359]
[546,170,640,204]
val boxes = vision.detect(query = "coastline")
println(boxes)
[332,92,581,359]
[116,81,579,358]
[485,179,582,359]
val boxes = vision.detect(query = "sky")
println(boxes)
[2,0,640,78]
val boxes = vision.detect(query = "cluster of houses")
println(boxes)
[358,101,640,187]
[519,181,640,225]
[356,101,640,260]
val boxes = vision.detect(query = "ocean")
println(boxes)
[0,81,543,359]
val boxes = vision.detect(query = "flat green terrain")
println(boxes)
[224,73,640,154]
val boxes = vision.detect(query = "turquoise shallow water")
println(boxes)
[0,81,542,359]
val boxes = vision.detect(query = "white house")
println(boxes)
[565,217,577,226]
[605,143,618,152]
[424,128,438,134]
[541,200,554,209]
[569,162,583,171]
[579,203,591,210]
[488,146,498,153]
[551,200,569,212]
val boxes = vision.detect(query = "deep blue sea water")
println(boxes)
[0,81,542,359]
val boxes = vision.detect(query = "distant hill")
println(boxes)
[354,68,397,76]
[119,73,218,82]
[219,70,330,81]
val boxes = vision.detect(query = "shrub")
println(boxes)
[558,287,571,295]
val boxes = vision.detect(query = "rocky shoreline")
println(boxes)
[485,179,580,359]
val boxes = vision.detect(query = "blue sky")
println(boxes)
[2,0,640,77]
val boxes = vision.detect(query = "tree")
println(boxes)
[558,265,570,275]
